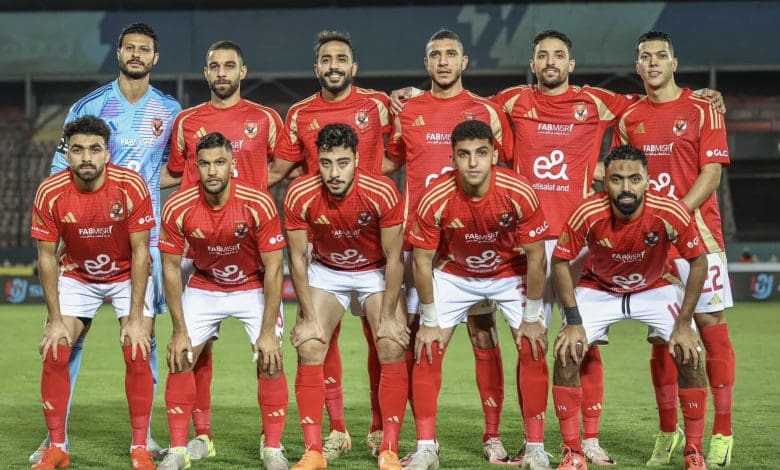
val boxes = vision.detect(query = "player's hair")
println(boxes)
[63,115,111,144]
[117,23,158,52]
[207,40,244,63]
[316,123,359,154]
[450,120,494,147]
[428,29,463,52]
[604,145,647,169]
[315,30,354,60]
[196,132,232,155]
[533,30,573,56]
[636,31,675,56]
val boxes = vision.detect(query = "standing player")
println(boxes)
[284,124,408,470]
[551,145,708,470]
[156,133,288,470]
[31,116,157,470]
[614,31,735,468]
[404,120,548,470]
[383,29,516,465]
[270,30,394,460]
[163,40,284,460]
[32,22,181,463]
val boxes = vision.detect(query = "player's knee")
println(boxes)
[553,351,582,386]
[672,346,707,388]
[375,337,405,363]
[467,317,497,349]
[296,340,328,365]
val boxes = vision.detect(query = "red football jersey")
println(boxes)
[553,191,703,294]
[274,87,391,175]
[167,99,283,189]
[387,89,514,237]
[284,169,403,271]
[492,85,635,238]
[409,167,548,278]
[613,88,729,252]
[159,183,285,292]
[31,164,155,284]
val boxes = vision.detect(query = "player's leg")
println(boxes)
[322,321,350,459]
[113,277,157,469]
[403,249,419,406]
[187,338,215,459]
[359,302,384,456]
[363,289,409,470]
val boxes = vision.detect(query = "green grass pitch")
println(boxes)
[1,302,777,469]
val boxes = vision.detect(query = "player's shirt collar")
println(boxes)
[110,78,153,109]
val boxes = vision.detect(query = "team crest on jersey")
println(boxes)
[558,231,570,245]
[244,120,258,139]
[355,110,369,130]
[498,211,514,227]
[234,221,249,238]
[109,201,125,222]
[573,103,588,122]
[673,118,688,137]
[151,118,164,137]
[644,230,659,247]
[357,211,373,226]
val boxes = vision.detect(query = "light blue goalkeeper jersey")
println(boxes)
[52,78,181,247]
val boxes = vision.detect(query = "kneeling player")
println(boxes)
[404,120,549,470]
[32,116,157,470]
[550,145,708,470]
[285,124,409,470]
[157,133,288,470]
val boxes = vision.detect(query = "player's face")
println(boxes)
[319,145,356,197]
[605,159,648,218]
[451,137,497,194]
[530,38,574,91]
[636,40,677,90]
[424,39,468,90]
[196,146,234,195]
[205,48,247,100]
[315,41,357,95]
[117,33,158,80]
[67,134,109,184]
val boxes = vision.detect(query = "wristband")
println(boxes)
[523,298,543,323]
[563,306,583,325]
[419,302,438,327]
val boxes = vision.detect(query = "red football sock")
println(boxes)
[165,371,196,448]
[700,324,735,436]
[517,337,548,444]
[679,387,707,452]
[258,373,289,449]
[553,385,583,452]
[580,345,603,440]
[379,361,408,452]
[323,323,346,433]
[405,349,416,407]
[296,364,325,452]
[192,352,213,437]
[473,346,504,441]
[41,344,72,445]
[123,344,153,448]
[651,343,679,432]
[363,318,383,432]
[412,342,445,441]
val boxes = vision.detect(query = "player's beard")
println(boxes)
[119,59,153,80]
[431,68,462,91]
[210,79,240,100]
[613,191,643,216]
[318,70,352,95]
[74,163,103,183]
[537,67,568,89]
[325,176,354,198]
[204,176,229,195]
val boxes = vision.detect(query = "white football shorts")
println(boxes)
[308,262,385,312]
[58,276,154,319]
[674,252,733,314]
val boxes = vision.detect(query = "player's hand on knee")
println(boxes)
[376,317,411,349]
[120,318,151,361]
[553,325,588,367]
[40,320,73,361]
[668,323,702,369]
[414,324,443,364]
[167,332,193,373]
[290,318,326,348]
[517,319,548,361]
[254,332,283,376]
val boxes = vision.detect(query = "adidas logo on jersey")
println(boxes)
[525,108,538,119]
[60,212,77,223]
[634,122,646,134]
[412,115,426,126]
[314,215,330,224]
[596,238,613,248]
[190,228,206,239]
[308,119,320,131]
[448,218,465,228]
